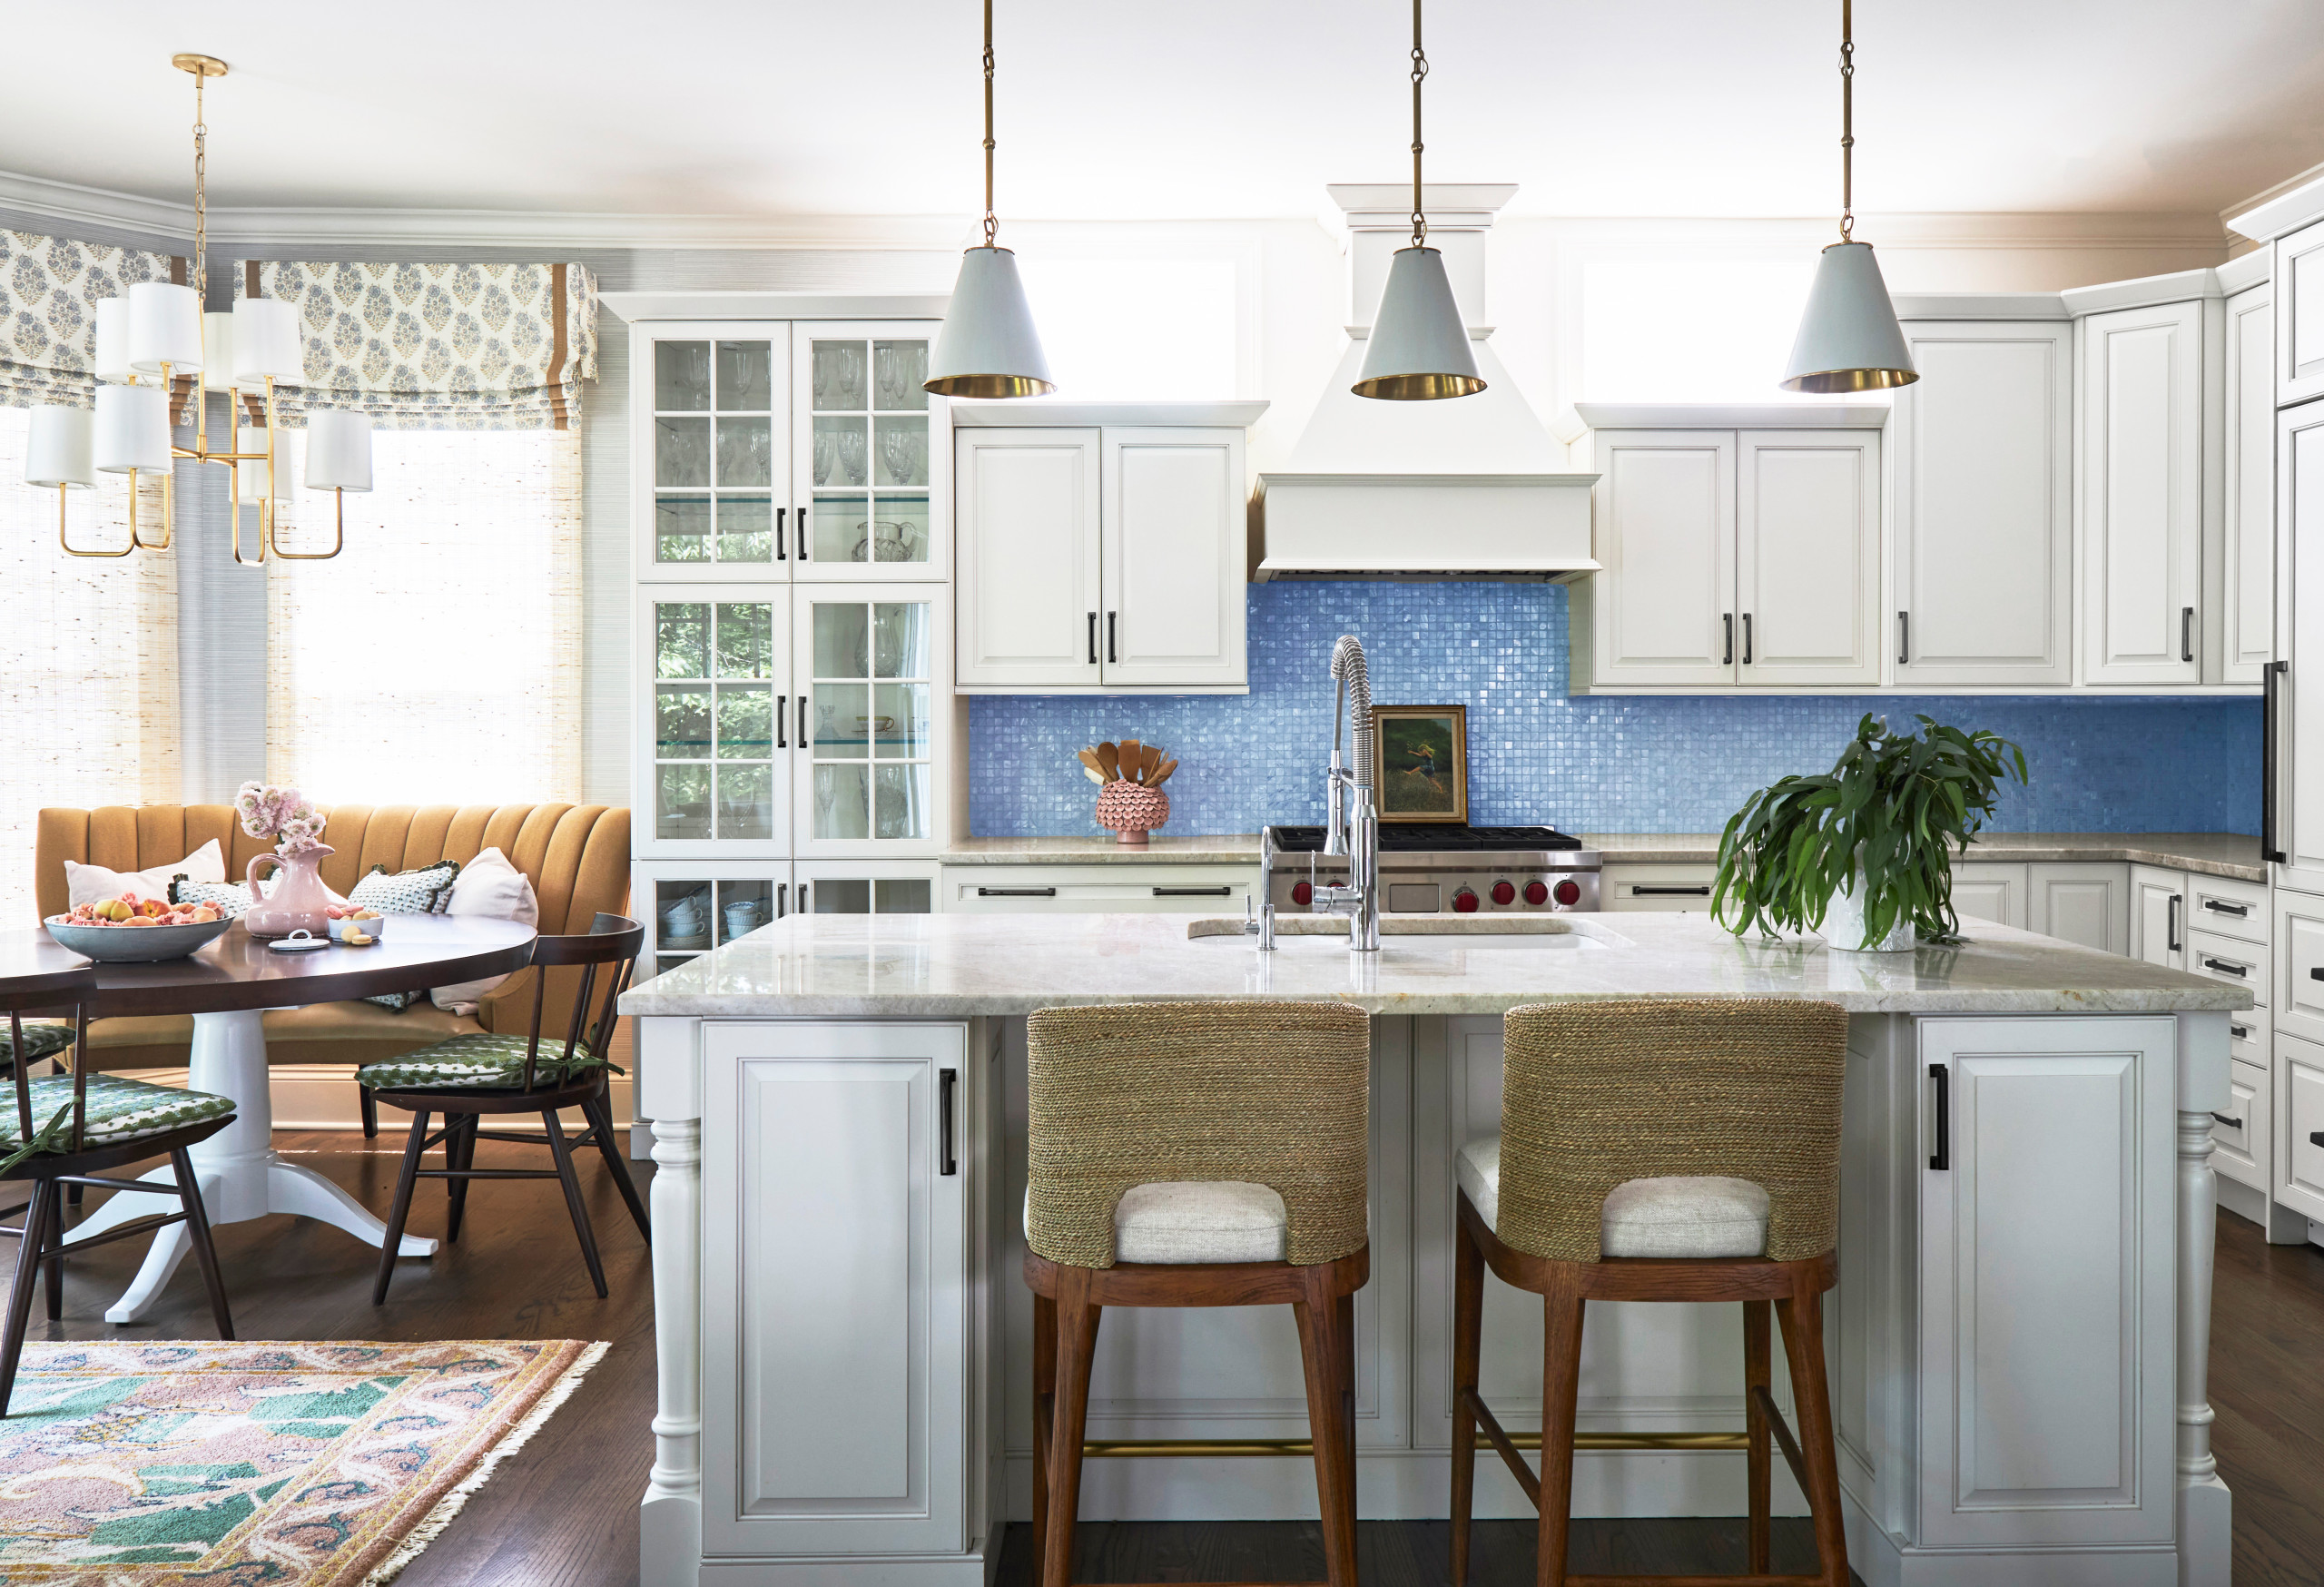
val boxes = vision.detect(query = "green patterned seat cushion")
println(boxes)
[357,1032,615,1092]
[0,1021,75,1068]
[0,1073,234,1153]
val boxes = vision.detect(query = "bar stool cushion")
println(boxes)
[1458,1136,1771,1259]
[1026,1181,1289,1264]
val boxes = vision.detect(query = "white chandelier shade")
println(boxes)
[304,410,375,493]
[94,383,172,474]
[231,297,301,386]
[202,313,239,390]
[233,426,278,505]
[127,281,202,375]
[94,299,133,384]
[25,407,98,490]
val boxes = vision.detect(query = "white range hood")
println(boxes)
[1255,184,1598,581]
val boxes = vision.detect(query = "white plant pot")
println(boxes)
[1822,874,1915,953]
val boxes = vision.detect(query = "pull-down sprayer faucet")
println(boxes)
[1316,635,1382,952]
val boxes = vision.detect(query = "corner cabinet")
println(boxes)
[952,402,1265,695]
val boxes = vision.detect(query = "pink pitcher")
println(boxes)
[244,844,334,940]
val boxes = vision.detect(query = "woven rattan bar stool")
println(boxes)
[1024,1000,1371,1587]
[1450,998,1850,1587]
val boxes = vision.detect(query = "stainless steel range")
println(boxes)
[1262,823,1601,916]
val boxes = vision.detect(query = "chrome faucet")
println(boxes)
[1314,635,1382,953]
[1246,825,1279,951]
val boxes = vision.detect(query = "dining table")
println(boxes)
[0,914,536,1322]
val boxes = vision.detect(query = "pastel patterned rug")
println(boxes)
[0,1338,605,1585]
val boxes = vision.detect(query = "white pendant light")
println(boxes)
[127,281,203,376]
[304,410,374,493]
[25,407,97,489]
[94,384,172,474]
[1353,0,1483,401]
[1781,0,1917,393]
[924,0,1054,399]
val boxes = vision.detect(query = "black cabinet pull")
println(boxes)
[1108,611,1118,665]
[2201,898,2250,918]
[2311,1130,2324,1148]
[775,882,789,919]
[939,1068,959,1177]
[978,886,1057,898]
[2181,606,2195,664]
[1929,1063,1949,1171]
[796,506,809,559]
[2265,660,2287,862]
[1633,884,1712,897]
[2166,893,2181,953]
[1742,612,1754,665]
[2201,956,2249,978]
[1722,613,1734,666]
[1088,611,1098,665]
[775,695,787,749]
[796,882,809,913]
[2230,1021,2251,1040]
[1153,885,1232,898]
[775,505,788,560]
[798,695,808,751]
[2211,1112,2244,1131]
[1897,610,1910,665]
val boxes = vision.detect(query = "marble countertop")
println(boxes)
[621,910,2250,1019]
[939,832,2265,881]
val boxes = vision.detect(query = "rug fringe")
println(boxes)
[359,1338,611,1587]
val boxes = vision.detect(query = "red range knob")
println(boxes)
[1554,878,1582,906]
[1291,881,1314,906]
[1452,887,1480,913]
[1490,880,1516,905]
[1523,880,1550,906]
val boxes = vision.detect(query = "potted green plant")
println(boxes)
[1712,715,2029,952]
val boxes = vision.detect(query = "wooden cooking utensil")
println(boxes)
[1140,744,1163,783]
[1096,742,1120,780]
[1149,757,1177,788]
[1082,764,1108,784]
[1077,747,1107,780]
[1118,740,1143,783]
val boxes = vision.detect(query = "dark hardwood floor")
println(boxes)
[2,1143,2319,1587]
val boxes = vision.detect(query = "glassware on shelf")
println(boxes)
[655,342,711,411]
[812,431,834,487]
[715,764,774,841]
[851,519,922,564]
[873,602,930,677]
[873,340,929,410]
[877,423,928,488]
[812,341,866,409]
[655,416,711,486]
[716,418,773,488]
[715,497,773,563]
[715,340,773,410]
[837,429,867,485]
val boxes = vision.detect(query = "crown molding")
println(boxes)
[2226,163,2324,243]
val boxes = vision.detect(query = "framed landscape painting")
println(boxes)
[1372,704,1467,823]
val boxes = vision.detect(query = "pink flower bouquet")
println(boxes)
[234,780,327,855]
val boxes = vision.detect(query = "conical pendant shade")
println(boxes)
[925,246,1054,399]
[1353,246,1484,400]
[1780,241,1917,393]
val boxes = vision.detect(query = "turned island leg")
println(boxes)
[2174,1011,2232,1587]
[639,1018,704,1587]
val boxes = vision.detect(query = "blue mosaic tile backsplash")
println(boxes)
[968,582,2261,838]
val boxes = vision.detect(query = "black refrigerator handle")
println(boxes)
[2265,660,2288,864]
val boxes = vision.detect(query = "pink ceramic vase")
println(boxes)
[1095,781,1170,846]
[244,843,335,940]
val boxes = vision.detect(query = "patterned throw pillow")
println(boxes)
[352,861,461,1010]
[169,878,256,917]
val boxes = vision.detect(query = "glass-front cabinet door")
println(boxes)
[793,860,938,919]
[793,321,947,580]
[794,585,950,858]
[636,323,792,583]
[636,588,792,859]
[634,862,797,982]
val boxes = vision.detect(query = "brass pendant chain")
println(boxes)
[192,69,208,298]
[1838,0,1855,242]
[1409,0,1429,249]
[981,0,998,248]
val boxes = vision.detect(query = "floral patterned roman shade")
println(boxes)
[0,230,182,410]
[233,261,596,430]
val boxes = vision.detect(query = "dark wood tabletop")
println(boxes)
[0,916,537,1019]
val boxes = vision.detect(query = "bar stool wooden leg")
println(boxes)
[1744,1298,1772,1574]
[1449,1210,1485,1587]
[1777,1291,1848,1587]
[1041,1267,1102,1587]
[1030,1291,1057,1571]
[1535,1281,1585,1587]
[1293,1268,1359,1587]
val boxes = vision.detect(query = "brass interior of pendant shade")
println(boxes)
[1783,366,1918,394]
[924,371,1053,399]
[1350,370,1487,401]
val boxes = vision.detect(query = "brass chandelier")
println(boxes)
[23,54,374,562]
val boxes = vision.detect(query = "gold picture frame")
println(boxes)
[1371,704,1468,823]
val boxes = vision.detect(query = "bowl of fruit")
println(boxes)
[44,895,234,963]
[325,906,386,945]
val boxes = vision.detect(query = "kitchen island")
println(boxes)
[625,910,2248,1587]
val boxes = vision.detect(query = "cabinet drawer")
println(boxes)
[941,863,1256,912]
[2277,1030,2324,1223]
[2188,929,2268,1008]
[2275,894,2324,1046]
[2212,1060,2266,1193]
[1602,862,1718,912]
[2186,873,2269,944]
[2229,1010,2269,1068]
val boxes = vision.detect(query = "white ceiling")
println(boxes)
[5,1,2321,227]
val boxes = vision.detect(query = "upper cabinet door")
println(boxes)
[637,324,793,583]
[954,429,1102,689]
[2080,301,2208,686]
[635,586,793,861]
[2278,218,2324,408]
[1098,428,1248,690]
[1588,431,1738,686]
[2224,285,2276,683]
[793,322,949,582]
[793,585,950,859]
[1890,323,2073,685]
[1736,430,1881,686]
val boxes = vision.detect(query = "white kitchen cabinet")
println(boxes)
[701,1019,971,1557]
[940,862,1256,913]
[1600,862,1719,912]
[635,861,796,983]
[796,861,939,919]
[2190,871,2270,942]
[2223,284,2275,681]
[1947,862,2027,930]
[1890,321,2074,686]
[951,407,1258,695]
[1914,1017,2175,1548]
[2213,1059,2267,1195]
[2279,1030,2324,1224]
[954,429,1101,687]
[2275,399,2324,895]
[2025,862,2128,953]
[2129,864,2185,970]
[2078,300,2211,686]
[2278,217,2324,408]
[2273,890,2324,1047]
[1571,419,1880,689]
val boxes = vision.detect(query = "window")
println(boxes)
[1014,255,1242,399]
[1576,255,1850,404]
[263,428,583,805]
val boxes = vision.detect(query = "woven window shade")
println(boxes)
[262,427,583,804]
[1,230,193,421]
[232,261,596,430]
[0,407,182,923]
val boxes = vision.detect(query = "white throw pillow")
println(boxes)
[64,838,227,910]
[432,847,540,1011]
